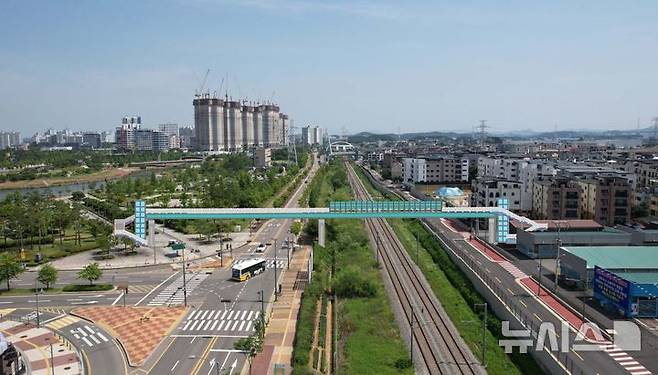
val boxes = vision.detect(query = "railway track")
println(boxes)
[345,162,483,375]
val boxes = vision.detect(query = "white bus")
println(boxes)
[231,258,266,282]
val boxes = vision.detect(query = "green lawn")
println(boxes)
[2,228,99,266]
[292,161,412,375]
[352,163,542,374]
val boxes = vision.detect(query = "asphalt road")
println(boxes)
[145,154,319,375]
[365,167,650,375]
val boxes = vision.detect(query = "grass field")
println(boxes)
[352,163,543,374]
[292,161,412,375]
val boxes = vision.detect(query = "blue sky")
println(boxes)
[1,0,658,135]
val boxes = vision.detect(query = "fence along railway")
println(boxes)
[345,161,485,375]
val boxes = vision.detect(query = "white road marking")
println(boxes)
[170,360,180,372]
[111,292,124,306]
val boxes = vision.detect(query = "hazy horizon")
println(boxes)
[1,0,658,136]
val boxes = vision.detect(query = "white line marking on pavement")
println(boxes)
[111,292,124,306]
[245,321,252,331]
[97,332,109,342]
[85,326,95,334]
[203,321,212,330]
[221,311,228,319]
[91,335,100,344]
[182,321,192,331]
[247,311,253,321]
[238,321,245,331]
[135,272,178,306]
[170,360,180,372]
[226,311,234,320]
[213,311,221,319]
[240,311,247,320]
[217,321,226,331]
[210,321,218,330]
[82,337,93,347]
[231,321,239,331]
[189,320,200,331]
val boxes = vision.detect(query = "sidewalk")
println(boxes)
[0,320,82,375]
[251,246,311,375]
[47,227,251,271]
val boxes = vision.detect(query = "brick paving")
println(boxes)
[251,246,310,375]
[73,306,186,366]
[0,320,81,375]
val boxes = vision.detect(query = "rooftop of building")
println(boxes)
[561,246,658,270]
[511,219,602,231]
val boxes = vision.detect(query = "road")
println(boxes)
[362,164,651,375]
[144,153,319,375]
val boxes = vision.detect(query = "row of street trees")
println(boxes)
[0,255,102,291]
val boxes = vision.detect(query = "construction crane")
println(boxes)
[195,69,210,98]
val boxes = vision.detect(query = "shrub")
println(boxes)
[62,283,113,292]
[333,266,377,298]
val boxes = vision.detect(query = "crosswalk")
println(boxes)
[129,284,155,294]
[46,315,81,330]
[500,261,527,279]
[233,259,286,269]
[179,309,261,333]
[148,273,208,306]
[70,325,110,348]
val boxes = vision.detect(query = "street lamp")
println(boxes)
[554,221,570,292]
[273,239,278,301]
[474,303,488,368]
[182,247,188,307]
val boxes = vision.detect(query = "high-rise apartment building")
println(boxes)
[158,123,178,136]
[0,132,21,150]
[301,125,323,145]
[193,95,289,152]
[115,116,169,151]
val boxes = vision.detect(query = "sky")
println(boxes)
[1,0,658,136]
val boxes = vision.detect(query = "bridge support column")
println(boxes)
[148,219,155,248]
[318,219,326,248]
[488,217,497,245]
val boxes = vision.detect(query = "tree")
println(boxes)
[0,254,23,290]
[291,221,303,237]
[234,319,265,374]
[71,191,85,201]
[78,263,102,285]
[37,264,58,289]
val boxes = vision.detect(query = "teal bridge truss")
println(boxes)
[113,199,545,246]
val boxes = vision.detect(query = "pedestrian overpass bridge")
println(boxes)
[114,199,547,247]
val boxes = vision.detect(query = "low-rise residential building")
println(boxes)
[578,175,631,226]
[402,158,426,183]
[471,178,523,211]
[532,177,581,220]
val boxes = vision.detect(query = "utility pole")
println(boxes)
[258,290,265,326]
[474,303,488,368]
[274,239,278,301]
[415,231,419,264]
[182,247,188,307]
[50,343,55,375]
[35,285,41,328]
[410,305,415,368]
[536,257,543,296]
[554,221,568,292]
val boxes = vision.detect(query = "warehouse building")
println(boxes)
[514,220,631,258]
[558,246,658,317]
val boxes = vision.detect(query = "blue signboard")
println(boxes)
[593,266,631,316]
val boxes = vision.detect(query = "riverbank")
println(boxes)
[0,167,139,190]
